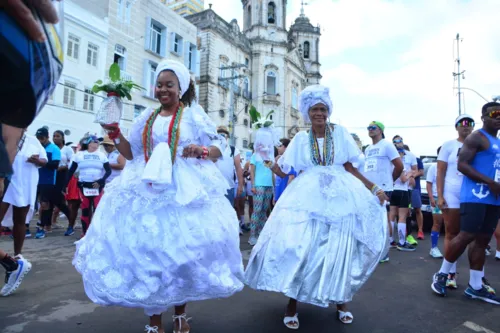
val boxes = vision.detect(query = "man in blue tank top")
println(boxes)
[432,102,500,304]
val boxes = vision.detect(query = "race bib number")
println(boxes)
[364,159,377,173]
[495,169,500,183]
[83,188,99,197]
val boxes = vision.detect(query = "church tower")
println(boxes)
[288,4,322,85]
[241,0,287,41]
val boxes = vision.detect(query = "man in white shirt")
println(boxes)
[215,127,244,223]
[363,121,404,262]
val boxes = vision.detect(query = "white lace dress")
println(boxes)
[244,125,388,307]
[73,105,244,316]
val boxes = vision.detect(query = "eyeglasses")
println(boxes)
[393,139,403,144]
[456,120,475,128]
[367,126,378,131]
[486,110,500,119]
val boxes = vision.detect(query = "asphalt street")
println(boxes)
[1,219,499,333]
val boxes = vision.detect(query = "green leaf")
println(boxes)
[263,120,273,127]
[124,91,132,100]
[95,79,103,85]
[249,105,260,123]
[266,110,275,119]
[109,63,121,82]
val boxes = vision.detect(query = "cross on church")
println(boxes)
[300,0,308,16]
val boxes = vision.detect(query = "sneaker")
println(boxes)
[406,235,418,246]
[486,248,492,256]
[390,241,398,248]
[464,285,500,305]
[248,236,257,246]
[240,224,251,232]
[239,227,243,236]
[397,242,416,252]
[0,256,32,296]
[64,227,75,236]
[417,231,425,240]
[483,277,496,295]
[35,228,46,239]
[25,228,31,238]
[379,254,390,263]
[447,273,458,289]
[431,272,448,296]
[430,247,443,258]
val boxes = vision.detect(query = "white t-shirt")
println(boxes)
[363,139,400,192]
[106,149,122,184]
[352,153,365,171]
[215,145,240,189]
[59,145,74,167]
[438,139,464,192]
[395,150,418,191]
[426,163,438,197]
[73,150,109,182]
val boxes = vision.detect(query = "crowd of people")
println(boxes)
[0,3,499,330]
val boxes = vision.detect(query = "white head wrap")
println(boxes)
[154,59,191,95]
[299,85,333,123]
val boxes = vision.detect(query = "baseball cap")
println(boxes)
[35,127,49,138]
[455,114,474,125]
[369,121,385,138]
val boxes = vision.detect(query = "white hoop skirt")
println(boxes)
[73,157,245,316]
[244,165,388,307]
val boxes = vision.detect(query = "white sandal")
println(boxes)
[283,313,299,330]
[338,310,354,324]
[172,313,191,333]
[145,325,159,333]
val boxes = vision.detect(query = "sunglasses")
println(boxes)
[456,120,475,128]
[367,126,378,131]
[393,139,403,144]
[486,110,500,119]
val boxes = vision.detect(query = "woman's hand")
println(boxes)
[437,196,447,210]
[251,186,257,195]
[376,190,389,205]
[92,182,100,189]
[1,0,60,43]
[182,144,203,158]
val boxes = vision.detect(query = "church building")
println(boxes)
[186,1,322,151]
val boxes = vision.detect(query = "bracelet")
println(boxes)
[201,146,209,160]
[371,185,381,195]
[108,127,121,140]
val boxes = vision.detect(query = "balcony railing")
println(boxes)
[263,93,281,105]
[121,70,133,81]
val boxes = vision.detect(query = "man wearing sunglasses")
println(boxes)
[432,102,500,304]
[363,121,404,262]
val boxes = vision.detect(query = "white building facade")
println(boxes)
[187,0,322,152]
[29,0,109,144]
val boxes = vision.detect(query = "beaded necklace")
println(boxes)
[309,123,334,166]
[142,103,184,163]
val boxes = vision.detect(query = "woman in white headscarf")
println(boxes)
[73,60,244,333]
[244,85,388,328]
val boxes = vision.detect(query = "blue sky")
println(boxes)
[208,0,500,155]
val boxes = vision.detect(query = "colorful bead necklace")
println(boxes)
[309,123,334,166]
[142,103,184,163]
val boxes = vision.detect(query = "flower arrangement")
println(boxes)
[249,105,281,163]
[93,63,144,126]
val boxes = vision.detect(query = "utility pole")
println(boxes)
[219,64,248,146]
[453,33,466,116]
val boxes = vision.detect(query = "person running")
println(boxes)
[50,130,73,230]
[101,136,125,185]
[436,114,475,289]
[363,122,403,262]
[66,134,111,237]
[432,102,500,303]
[73,60,244,333]
[426,150,444,258]
[245,85,388,328]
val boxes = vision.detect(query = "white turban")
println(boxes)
[299,85,333,123]
[154,59,191,95]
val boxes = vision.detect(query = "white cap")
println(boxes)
[455,114,475,124]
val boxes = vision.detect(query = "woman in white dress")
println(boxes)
[0,132,46,256]
[74,60,244,333]
[244,85,388,328]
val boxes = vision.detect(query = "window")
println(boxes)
[125,1,132,24]
[219,110,225,118]
[83,89,95,111]
[245,58,249,67]
[291,87,298,109]
[87,43,98,67]
[63,82,76,107]
[185,43,197,72]
[243,139,249,149]
[150,23,162,54]
[247,6,251,29]
[145,61,158,99]
[304,41,310,59]
[170,33,183,55]
[134,105,146,118]
[243,78,249,97]
[266,71,277,95]
[244,104,249,114]
[117,0,124,20]
[243,119,249,127]
[66,34,80,59]
[268,2,276,24]
[114,44,126,70]
[118,0,131,23]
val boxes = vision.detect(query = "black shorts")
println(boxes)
[390,190,410,208]
[460,203,500,236]
[385,191,392,212]
[37,184,55,203]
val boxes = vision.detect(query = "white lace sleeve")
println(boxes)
[127,108,154,159]
[189,104,226,153]
[334,125,361,165]
[278,131,309,174]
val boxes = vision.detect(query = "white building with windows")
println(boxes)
[29,0,108,143]
[187,1,321,151]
